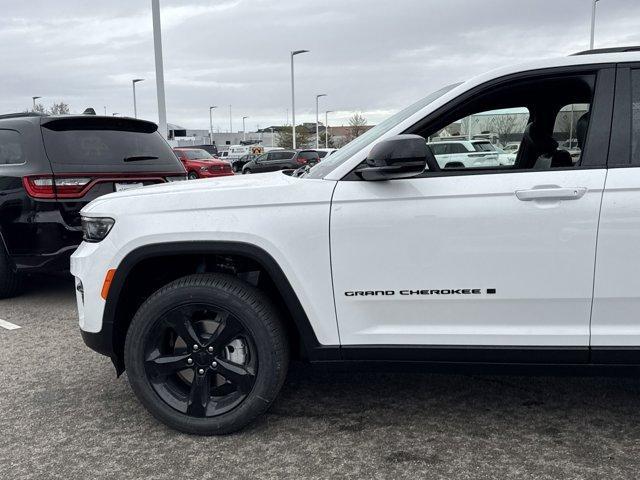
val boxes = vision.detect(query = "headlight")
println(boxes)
[199,166,208,171]
[81,217,115,243]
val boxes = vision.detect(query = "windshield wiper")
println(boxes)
[123,155,159,162]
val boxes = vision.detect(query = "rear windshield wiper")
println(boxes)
[123,155,159,162]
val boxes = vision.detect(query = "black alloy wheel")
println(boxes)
[144,304,257,417]
[125,273,289,435]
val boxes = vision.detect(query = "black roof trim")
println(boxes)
[0,112,48,120]
[572,46,640,56]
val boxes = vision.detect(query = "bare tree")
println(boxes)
[31,101,70,115]
[49,102,70,115]
[488,114,527,144]
[346,113,367,142]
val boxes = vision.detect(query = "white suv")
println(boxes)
[72,47,640,435]
[428,139,501,168]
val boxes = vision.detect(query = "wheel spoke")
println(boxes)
[166,310,201,346]
[187,371,211,417]
[206,313,243,351]
[215,358,255,393]
[145,351,190,378]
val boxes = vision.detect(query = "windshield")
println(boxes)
[306,83,460,178]
[182,149,213,160]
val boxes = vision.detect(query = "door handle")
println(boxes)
[515,187,587,201]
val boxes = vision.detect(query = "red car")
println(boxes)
[173,148,234,179]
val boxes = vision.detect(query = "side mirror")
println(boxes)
[356,134,429,181]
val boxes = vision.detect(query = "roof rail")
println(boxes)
[572,46,640,56]
[0,112,48,120]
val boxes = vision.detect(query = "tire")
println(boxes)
[124,273,289,435]
[242,168,251,174]
[0,243,21,299]
[187,171,198,180]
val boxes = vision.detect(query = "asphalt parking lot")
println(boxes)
[2,277,640,479]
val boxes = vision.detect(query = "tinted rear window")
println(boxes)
[41,119,182,172]
[473,142,495,152]
[298,151,319,159]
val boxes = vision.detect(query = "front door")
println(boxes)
[330,67,613,361]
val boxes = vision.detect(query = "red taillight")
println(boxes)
[23,176,55,199]
[23,176,91,199]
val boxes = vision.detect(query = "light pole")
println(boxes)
[290,50,310,149]
[270,127,275,147]
[209,106,217,144]
[132,78,144,118]
[315,94,327,149]
[229,105,232,133]
[103,106,107,116]
[32,96,41,110]
[325,110,333,148]
[590,0,601,49]
[151,0,167,138]
[242,116,249,141]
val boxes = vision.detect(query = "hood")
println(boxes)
[81,171,334,217]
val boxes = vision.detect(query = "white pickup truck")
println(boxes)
[72,47,640,435]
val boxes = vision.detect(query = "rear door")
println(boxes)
[591,64,640,359]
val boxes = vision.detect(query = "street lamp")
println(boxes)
[315,94,327,149]
[242,116,249,141]
[590,0,601,49]
[209,106,217,145]
[229,105,232,133]
[132,78,144,118]
[290,49,310,149]
[325,110,334,148]
[32,96,41,110]
[151,0,167,138]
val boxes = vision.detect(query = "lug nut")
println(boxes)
[211,361,218,368]
[207,346,214,353]
[187,358,193,365]
[193,345,199,351]
[198,368,205,375]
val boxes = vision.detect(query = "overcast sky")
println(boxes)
[1,0,640,131]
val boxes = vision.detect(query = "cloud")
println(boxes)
[1,0,639,128]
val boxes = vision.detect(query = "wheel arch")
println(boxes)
[103,241,334,374]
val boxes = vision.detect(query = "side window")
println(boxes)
[451,143,469,154]
[429,143,448,155]
[632,70,640,163]
[553,104,590,165]
[0,130,25,165]
[415,73,597,175]
[433,108,529,170]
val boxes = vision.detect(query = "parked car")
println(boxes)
[242,150,320,174]
[427,140,501,168]
[232,154,257,172]
[74,46,639,435]
[173,148,233,179]
[503,142,520,154]
[0,113,186,298]
[314,148,338,159]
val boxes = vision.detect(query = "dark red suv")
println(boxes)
[173,148,234,179]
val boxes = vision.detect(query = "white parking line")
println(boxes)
[0,319,21,330]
